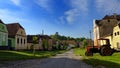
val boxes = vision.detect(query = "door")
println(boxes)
[8,39,12,50]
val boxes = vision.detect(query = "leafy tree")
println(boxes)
[42,39,48,50]
[32,36,38,56]
[82,39,88,48]
[50,32,90,49]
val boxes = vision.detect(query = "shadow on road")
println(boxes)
[83,58,120,68]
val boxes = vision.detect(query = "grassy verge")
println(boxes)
[74,48,120,68]
[0,50,66,61]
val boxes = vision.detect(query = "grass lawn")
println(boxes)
[74,48,120,68]
[0,50,66,61]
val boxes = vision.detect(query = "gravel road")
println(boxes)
[0,49,92,68]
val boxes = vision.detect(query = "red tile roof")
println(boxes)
[95,14,120,37]
[27,35,51,43]
[103,14,120,20]
[6,23,24,38]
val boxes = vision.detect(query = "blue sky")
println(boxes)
[0,0,120,38]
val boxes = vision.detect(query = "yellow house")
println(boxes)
[112,23,120,51]
[93,14,120,51]
[102,23,120,51]
[93,14,119,47]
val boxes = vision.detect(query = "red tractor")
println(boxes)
[85,38,114,56]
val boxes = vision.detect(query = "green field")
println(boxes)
[74,48,120,68]
[0,50,66,61]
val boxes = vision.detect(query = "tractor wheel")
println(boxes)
[100,46,113,56]
[85,51,93,56]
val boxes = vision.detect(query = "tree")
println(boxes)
[32,36,38,56]
[42,39,49,50]
[82,39,88,48]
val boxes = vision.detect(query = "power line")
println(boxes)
[109,0,120,14]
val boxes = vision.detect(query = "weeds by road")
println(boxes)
[74,48,120,68]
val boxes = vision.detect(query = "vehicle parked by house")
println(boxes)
[85,14,120,56]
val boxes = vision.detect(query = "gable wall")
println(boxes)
[112,25,120,50]
[15,28,27,50]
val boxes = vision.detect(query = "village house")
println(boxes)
[66,40,77,47]
[27,35,42,50]
[27,35,53,50]
[0,20,8,50]
[112,22,120,51]
[61,40,77,48]
[93,14,120,49]
[6,23,27,50]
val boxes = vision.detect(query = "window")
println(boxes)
[24,39,25,44]
[114,33,116,36]
[117,31,119,35]
[21,39,22,44]
[117,42,120,49]
[17,38,19,44]
[21,31,23,34]
[0,33,1,45]
[108,20,110,22]
[3,35,5,41]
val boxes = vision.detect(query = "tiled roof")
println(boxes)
[95,14,119,37]
[0,19,4,24]
[103,14,120,20]
[27,35,39,43]
[95,20,101,26]
[27,35,51,43]
[6,23,24,38]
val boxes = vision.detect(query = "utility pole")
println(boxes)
[89,30,92,46]
[42,30,44,35]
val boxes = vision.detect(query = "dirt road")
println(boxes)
[0,49,92,68]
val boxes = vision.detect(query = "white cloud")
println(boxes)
[95,0,120,14]
[65,9,80,24]
[58,16,65,24]
[59,0,88,24]
[0,9,29,24]
[70,0,88,12]
[35,0,52,11]
[10,0,21,6]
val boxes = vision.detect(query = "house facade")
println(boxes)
[93,14,120,49]
[27,35,53,50]
[27,35,42,50]
[112,22,120,51]
[93,20,100,46]
[6,23,27,50]
[0,20,8,49]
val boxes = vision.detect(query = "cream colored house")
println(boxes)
[112,23,120,51]
[93,14,120,51]
[93,20,100,46]
[27,35,42,50]
[6,23,27,50]
[27,35,53,50]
